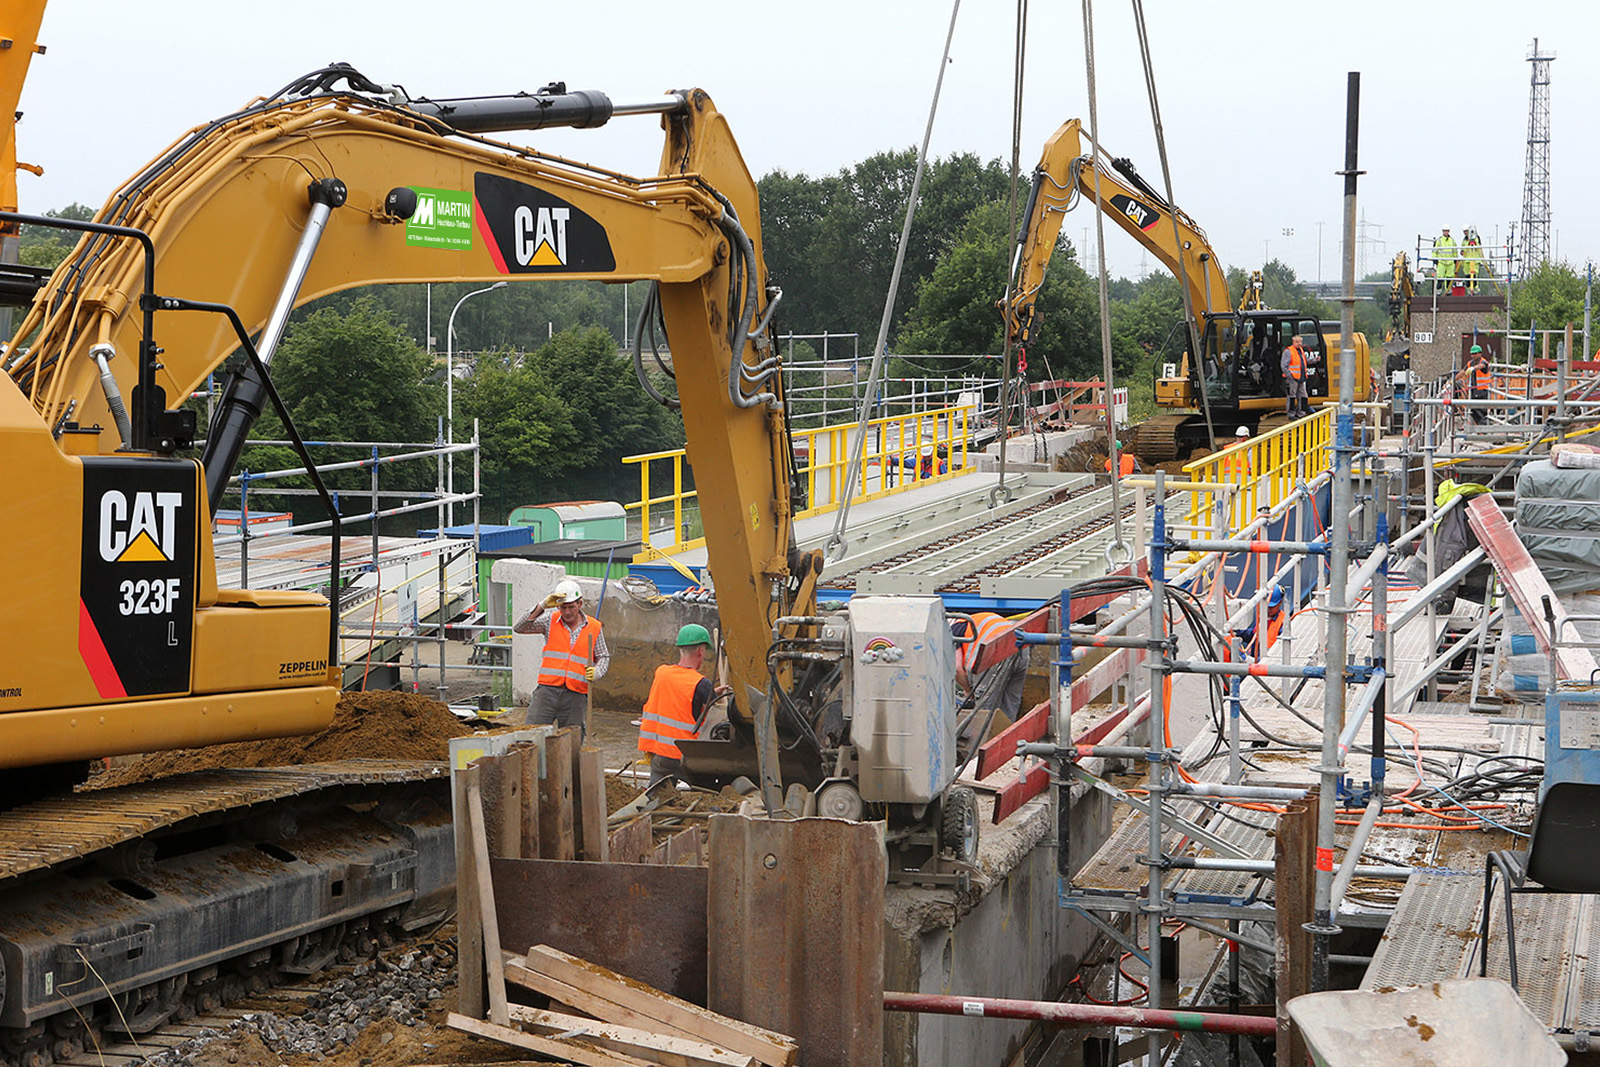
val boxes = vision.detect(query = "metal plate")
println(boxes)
[489,857,708,1004]
[707,815,884,1067]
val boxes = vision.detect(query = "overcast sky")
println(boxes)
[18,1,1597,295]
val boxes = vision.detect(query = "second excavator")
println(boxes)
[1002,117,1370,461]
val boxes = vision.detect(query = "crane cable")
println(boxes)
[1129,0,1217,450]
[824,0,964,562]
[991,0,1029,509]
[1078,0,1126,560]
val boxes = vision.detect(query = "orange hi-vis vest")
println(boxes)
[956,611,1015,675]
[638,664,703,759]
[1105,453,1136,478]
[1286,344,1307,381]
[537,614,602,693]
[1473,364,1492,391]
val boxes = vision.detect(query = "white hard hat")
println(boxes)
[554,579,582,604]
[1235,426,1250,437]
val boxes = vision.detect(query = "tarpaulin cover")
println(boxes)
[1515,460,1600,594]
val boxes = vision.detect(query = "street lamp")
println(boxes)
[447,281,508,526]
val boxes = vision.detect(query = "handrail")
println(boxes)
[623,403,978,559]
[1182,408,1334,534]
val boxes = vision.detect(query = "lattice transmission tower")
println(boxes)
[1518,38,1555,275]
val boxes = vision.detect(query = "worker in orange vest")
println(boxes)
[1104,440,1139,479]
[513,578,608,739]
[638,624,729,786]
[1458,344,1491,425]
[952,611,1026,718]
[1280,334,1313,417]
[1233,585,1287,660]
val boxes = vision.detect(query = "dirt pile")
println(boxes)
[94,691,482,789]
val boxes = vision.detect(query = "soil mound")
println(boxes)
[93,690,480,789]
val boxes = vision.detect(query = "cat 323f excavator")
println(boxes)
[1001,117,1370,461]
[0,19,973,1060]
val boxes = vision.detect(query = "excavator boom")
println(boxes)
[3,74,802,769]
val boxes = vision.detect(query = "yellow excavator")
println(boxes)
[1,45,822,1054]
[1002,117,1370,460]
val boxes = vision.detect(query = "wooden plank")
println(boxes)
[480,749,522,859]
[506,956,711,1045]
[451,764,483,1019]
[447,1011,651,1067]
[511,1006,757,1067]
[515,740,543,859]
[464,765,510,1027]
[578,748,609,862]
[1466,493,1600,680]
[607,815,653,864]
[523,944,797,1067]
[539,729,577,861]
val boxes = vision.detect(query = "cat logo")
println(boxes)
[473,173,616,274]
[514,206,570,266]
[98,490,183,563]
[1109,193,1159,232]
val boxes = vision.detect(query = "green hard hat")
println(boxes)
[1469,344,1483,354]
[676,623,713,648]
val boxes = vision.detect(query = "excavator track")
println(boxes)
[0,760,446,884]
[1132,414,1187,463]
[0,761,455,1067]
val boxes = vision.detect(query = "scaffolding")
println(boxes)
[207,421,513,697]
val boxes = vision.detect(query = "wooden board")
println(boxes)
[523,944,797,1067]
[506,957,712,1044]
[512,1006,757,1067]
[539,729,577,861]
[464,766,510,1027]
[578,748,609,862]
[447,1011,651,1067]
[1466,493,1600,681]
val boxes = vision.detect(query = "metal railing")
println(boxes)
[1182,408,1334,534]
[623,403,978,558]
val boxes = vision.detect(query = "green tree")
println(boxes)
[894,200,1104,383]
[231,299,439,527]
[1511,261,1586,358]
[758,152,1012,342]
[17,202,95,270]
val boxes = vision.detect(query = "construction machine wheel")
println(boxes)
[940,786,979,862]
[816,779,865,822]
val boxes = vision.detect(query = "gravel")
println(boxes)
[143,944,454,1066]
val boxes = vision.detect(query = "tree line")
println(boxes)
[15,155,1592,527]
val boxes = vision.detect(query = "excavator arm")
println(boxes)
[1001,117,1232,350]
[2,72,803,765]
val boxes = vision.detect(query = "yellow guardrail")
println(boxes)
[624,404,977,559]
[624,448,704,559]
[1182,409,1333,535]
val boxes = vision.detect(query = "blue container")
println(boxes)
[417,523,536,555]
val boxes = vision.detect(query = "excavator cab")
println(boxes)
[1194,310,1326,407]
